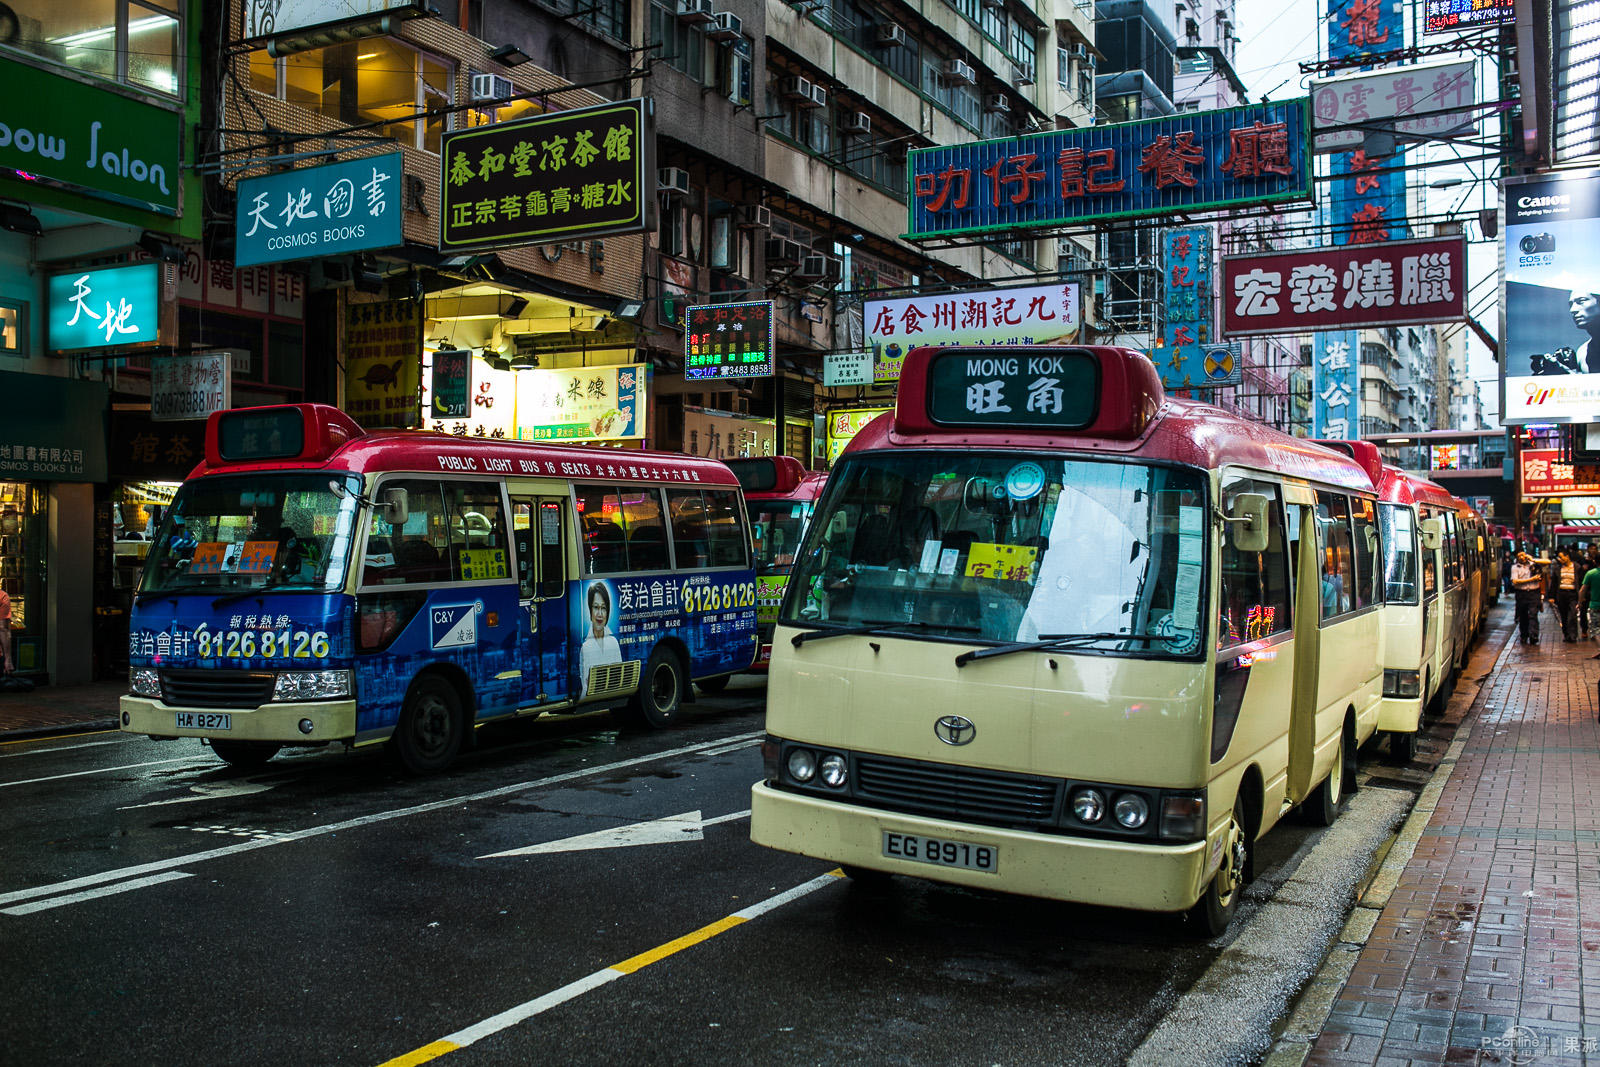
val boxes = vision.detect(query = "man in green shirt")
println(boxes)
[1584,559,1600,658]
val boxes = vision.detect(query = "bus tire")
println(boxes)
[696,674,731,695]
[1388,729,1418,764]
[1305,730,1345,827]
[841,864,893,888]
[209,739,281,768]
[392,675,465,774]
[1191,794,1249,937]
[626,646,685,728]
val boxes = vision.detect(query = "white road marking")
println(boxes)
[118,779,276,810]
[479,808,752,858]
[0,756,215,789]
[0,738,137,759]
[0,731,764,914]
[0,872,194,916]
[698,739,762,758]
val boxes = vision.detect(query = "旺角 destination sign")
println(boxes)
[235,153,403,266]
[926,349,1098,429]
[440,99,654,251]
[907,99,1312,239]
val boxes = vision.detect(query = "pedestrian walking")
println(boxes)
[1585,556,1600,659]
[0,586,11,675]
[1511,551,1544,644]
[1550,547,1583,642]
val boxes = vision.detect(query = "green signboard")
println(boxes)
[430,347,471,419]
[439,98,654,250]
[0,62,182,216]
[0,371,108,482]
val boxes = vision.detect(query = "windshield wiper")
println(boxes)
[790,619,981,648]
[954,631,1161,667]
[211,580,296,610]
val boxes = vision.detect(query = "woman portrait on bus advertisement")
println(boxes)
[578,580,623,697]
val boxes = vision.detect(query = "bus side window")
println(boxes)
[512,500,536,597]
[666,489,709,568]
[1314,492,1356,620]
[1218,478,1291,649]
[702,489,750,568]
[1351,497,1380,610]
[445,482,510,581]
[365,479,449,586]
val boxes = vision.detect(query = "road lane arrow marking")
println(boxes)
[477,809,750,859]
[118,779,276,810]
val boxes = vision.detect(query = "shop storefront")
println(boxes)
[0,372,109,683]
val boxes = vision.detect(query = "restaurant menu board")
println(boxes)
[685,301,775,380]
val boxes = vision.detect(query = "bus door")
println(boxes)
[1283,483,1320,806]
[511,493,573,707]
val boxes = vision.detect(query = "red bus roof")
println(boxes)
[1312,440,1416,504]
[196,404,740,486]
[726,455,825,499]
[854,347,1373,493]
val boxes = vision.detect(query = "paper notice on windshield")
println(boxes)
[938,549,960,575]
[1178,532,1204,564]
[1179,506,1204,535]
[918,539,943,573]
[1173,562,1203,622]
[965,542,1040,580]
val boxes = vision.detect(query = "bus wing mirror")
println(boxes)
[1226,493,1270,554]
[379,488,409,527]
[1420,519,1442,551]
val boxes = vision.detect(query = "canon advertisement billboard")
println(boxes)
[1501,171,1600,423]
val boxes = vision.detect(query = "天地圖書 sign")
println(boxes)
[235,153,403,267]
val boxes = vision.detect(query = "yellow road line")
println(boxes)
[610,915,746,974]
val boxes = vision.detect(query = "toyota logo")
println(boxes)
[934,715,976,746]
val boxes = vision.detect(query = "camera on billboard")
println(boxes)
[1520,232,1556,255]
[1532,347,1582,375]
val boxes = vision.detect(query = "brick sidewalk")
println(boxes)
[1307,606,1600,1066]
[0,680,123,740]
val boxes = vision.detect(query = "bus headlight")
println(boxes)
[273,670,352,702]
[786,748,817,783]
[1383,669,1421,698]
[1114,793,1150,829]
[1071,788,1106,824]
[129,668,162,698]
[818,753,848,788]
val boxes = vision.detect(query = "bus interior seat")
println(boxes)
[395,538,447,582]
[586,522,627,573]
[896,506,941,563]
[852,514,894,565]
[629,526,669,570]
[674,523,709,568]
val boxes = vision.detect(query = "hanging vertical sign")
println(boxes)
[1154,227,1227,388]
[1326,0,1409,246]
[429,347,471,419]
[1313,331,1358,438]
[344,299,421,429]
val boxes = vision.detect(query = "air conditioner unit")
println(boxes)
[795,254,828,280]
[707,10,742,39]
[658,167,691,197]
[470,73,513,103]
[782,75,815,102]
[739,204,772,229]
[941,59,977,86]
[765,237,803,266]
[875,22,906,46]
[675,0,716,24]
[1073,43,1089,60]
[981,0,1004,11]
[808,82,828,108]
[985,94,1011,114]
[822,254,844,281]
[841,111,871,134]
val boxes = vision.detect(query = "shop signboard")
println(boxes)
[1431,443,1461,470]
[1325,0,1409,246]
[516,363,647,442]
[1155,227,1229,388]
[47,263,161,353]
[0,62,181,216]
[1561,496,1600,519]
[1313,331,1358,438]
[825,407,892,465]
[1522,448,1600,497]
[240,0,426,39]
[0,370,107,482]
[439,98,654,251]
[1424,0,1512,33]
[1310,61,1477,152]
[1500,170,1600,423]
[685,301,775,380]
[345,299,421,429]
[109,411,203,481]
[823,351,873,387]
[422,350,514,438]
[683,406,776,459]
[235,152,403,266]
[429,347,471,419]
[906,99,1312,238]
[151,352,232,422]
[1221,237,1466,337]
[865,282,1082,384]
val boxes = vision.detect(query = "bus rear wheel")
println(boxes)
[1388,729,1418,764]
[392,675,465,774]
[625,646,685,728]
[1305,731,1345,826]
[1191,794,1249,937]
[209,739,281,768]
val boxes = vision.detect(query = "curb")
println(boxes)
[1261,619,1514,1066]
[0,718,120,743]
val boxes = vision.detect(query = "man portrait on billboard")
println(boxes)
[1570,289,1600,371]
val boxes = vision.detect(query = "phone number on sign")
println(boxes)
[196,625,331,660]
[681,581,756,614]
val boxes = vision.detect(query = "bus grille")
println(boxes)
[586,660,641,700]
[853,755,1061,829]
[160,669,276,709]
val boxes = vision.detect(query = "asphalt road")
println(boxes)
[0,674,1461,1067]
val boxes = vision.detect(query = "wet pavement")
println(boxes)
[0,680,121,740]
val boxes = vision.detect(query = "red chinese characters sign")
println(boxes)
[1522,449,1600,497]
[1221,237,1466,337]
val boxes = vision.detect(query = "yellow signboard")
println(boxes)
[964,542,1038,581]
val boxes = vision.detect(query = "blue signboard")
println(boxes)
[235,152,404,267]
[1153,227,1234,388]
[906,100,1313,238]
[47,263,160,352]
[1313,331,1358,438]
[1326,0,1409,246]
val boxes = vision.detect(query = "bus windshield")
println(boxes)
[782,451,1207,655]
[748,499,813,576]
[1379,503,1419,605]
[139,473,360,596]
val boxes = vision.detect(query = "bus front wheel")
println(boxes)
[392,675,465,774]
[209,739,281,768]
[626,647,685,728]
[1305,731,1346,827]
[1192,794,1249,936]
